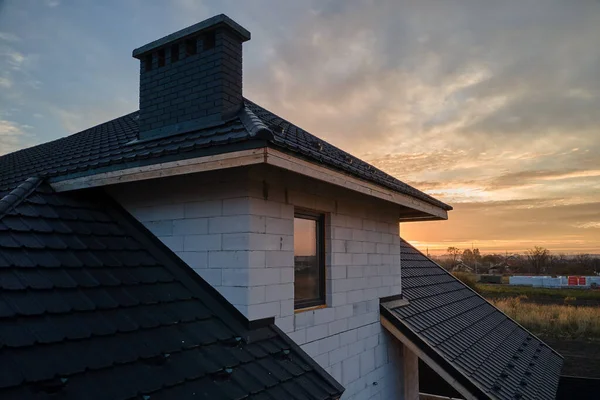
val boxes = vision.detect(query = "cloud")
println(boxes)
[0,32,19,42]
[0,119,30,155]
[575,222,600,229]
[0,77,11,88]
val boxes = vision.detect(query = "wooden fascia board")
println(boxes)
[265,148,448,220]
[50,148,266,192]
[50,146,448,221]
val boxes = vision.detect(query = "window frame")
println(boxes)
[293,209,326,310]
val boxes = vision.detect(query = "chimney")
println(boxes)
[132,14,250,140]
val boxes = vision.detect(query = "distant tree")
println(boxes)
[526,246,550,275]
[447,247,461,267]
[462,249,474,266]
[473,248,482,263]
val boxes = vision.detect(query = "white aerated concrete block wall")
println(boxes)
[243,166,404,400]
[109,165,406,399]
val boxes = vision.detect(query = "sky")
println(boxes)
[1,0,599,255]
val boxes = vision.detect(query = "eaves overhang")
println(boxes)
[50,147,448,221]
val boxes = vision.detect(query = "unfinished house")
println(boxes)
[0,14,562,400]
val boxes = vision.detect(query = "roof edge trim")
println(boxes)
[50,148,266,192]
[265,148,449,220]
[0,176,42,219]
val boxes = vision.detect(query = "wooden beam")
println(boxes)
[51,149,266,192]
[381,316,477,400]
[404,343,420,400]
[266,148,448,220]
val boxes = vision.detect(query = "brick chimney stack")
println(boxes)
[132,14,250,140]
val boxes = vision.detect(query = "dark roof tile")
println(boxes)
[0,100,447,216]
[381,240,562,400]
[0,179,343,400]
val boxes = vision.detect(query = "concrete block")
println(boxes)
[342,355,361,384]
[194,268,222,287]
[306,323,329,342]
[347,289,365,304]
[221,268,249,287]
[172,218,208,235]
[146,220,173,236]
[248,301,281,320]
[159,235,184,252]
[277,315,294,333]
[288,328,306,344]
[280,267,294,284]
[178,251,208,269]
[295,310,315,328]
[279,299,294,317]
[248,268,281,286]
[330,344,349,365]
[314,353,330,368]
[248,285,266,304]
[266,217,293,235]
[314,308,335,325]
[360,349,376,376]
[334,304,353,320]
[318,334,340,355]
[340,329,358,346]
[184,200,222,218]
[183,234,221,251]
[351,254,368,266]
[330,292,347,307]
[222,197,250,215]
[266,250,293,267]
[265,283,293,302]
[330,266,347,279]
[328,318,348,336]
[219,286,247,305]
[208,215,249,234]
[330,362,342,383]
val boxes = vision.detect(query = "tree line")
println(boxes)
[432,246,600,276]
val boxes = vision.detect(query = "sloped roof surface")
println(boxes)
[0,178,343,400]
[0,101,450,211]
[0,113,248,194]
[245,100,451,211]
[381,240,562,400]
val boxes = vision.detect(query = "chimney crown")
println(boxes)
[133,14,250,141]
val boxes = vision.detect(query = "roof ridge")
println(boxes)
[239,102,274,140]
[0,176,43,219]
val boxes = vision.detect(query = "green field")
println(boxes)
[477,283,600,300]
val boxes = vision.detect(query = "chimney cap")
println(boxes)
[132,14,250,58]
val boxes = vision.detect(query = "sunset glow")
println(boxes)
[1,1,598,254]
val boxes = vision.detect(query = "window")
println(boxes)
[294,211,325,309]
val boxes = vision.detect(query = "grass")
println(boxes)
[491,296,600,340]
[452,272,478,292]
[477,283,600,300]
